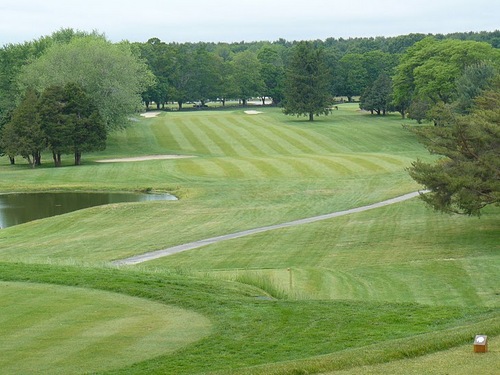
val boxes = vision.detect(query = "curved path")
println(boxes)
[112,191,426,266]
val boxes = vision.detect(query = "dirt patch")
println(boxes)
[96,155,195,163]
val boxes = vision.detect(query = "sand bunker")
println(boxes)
[96,155,194,163]
[140,111,161,118]
[244,110,263,115]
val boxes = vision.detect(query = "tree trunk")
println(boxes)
[9,156,15,165]
[309,112,314,121]
[75,151,82,166]
[52,152,62,167]
[27,155,34,168]
[261,97,266,105]
[178,101,183,110]
[34,151,42,166]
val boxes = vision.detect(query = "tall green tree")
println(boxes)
[38,85,72,167]
[232,50,264,105]
[407,79,500,216]
[190,45,224,106]
[454,63,497,114]
[17,35,154,131]
[170,44,195,110]
[64,83,106,165]
[283,41,332,121]
[136,38,175,109]
[0,89,45,167]
[258,45,285,105]
[38,83,106,166]
[360,73,393,115]
[332,53,367,102]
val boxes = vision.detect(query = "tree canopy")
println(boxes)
[0,89,44,167]
[282,41,332,121]
[17,35,154,131]
[360,73,393,115]
[393,37,500,121]
[38,83,106,166]
[407,78,500,216]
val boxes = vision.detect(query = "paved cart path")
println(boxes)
[112,191,426,266]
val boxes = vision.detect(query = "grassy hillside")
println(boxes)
[0,104,498,374]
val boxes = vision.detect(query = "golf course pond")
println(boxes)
[0,191,177,228]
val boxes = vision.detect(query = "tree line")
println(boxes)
[133,32,499,116]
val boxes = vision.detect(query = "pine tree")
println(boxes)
[407,80,500,216]
[283,41,332,121]
[0,89,45,167]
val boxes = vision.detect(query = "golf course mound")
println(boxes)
[0,281,211,375]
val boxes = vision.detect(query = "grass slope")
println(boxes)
[0,104,498,374]
[0,263,498,375]
[0,281,210,374]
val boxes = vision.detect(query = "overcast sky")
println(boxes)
[1,0,498,46]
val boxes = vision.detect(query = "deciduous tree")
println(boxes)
[332,53,367,102]
[232,50,264,105]
[258,45,285,105]
[17,35,154,131]
[392,37,500,119]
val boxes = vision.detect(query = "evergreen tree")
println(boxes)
[407,79,500,216]
[38,83,106,166]
[359,73,392,115]
[38,85,72,166]
[64,83,106,165]
[283,41,332,121]
[0,88,45,167]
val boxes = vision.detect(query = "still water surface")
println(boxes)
[0,192,176,228]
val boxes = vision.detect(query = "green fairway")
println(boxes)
[0,104,498,374]
[0,105,423,264]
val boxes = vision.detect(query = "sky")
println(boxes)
[0,0,499,46]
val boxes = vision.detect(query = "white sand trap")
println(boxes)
[140,111,161,118]
[244,110,263,115]
[96,155,195,163]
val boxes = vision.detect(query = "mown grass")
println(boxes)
[0,104,498,374]
[0,281,211,374]
[151,199,499,307]
[327,335,500,375]
[0,105,424,264]
[0,262,498,375]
